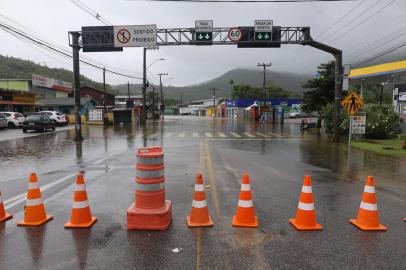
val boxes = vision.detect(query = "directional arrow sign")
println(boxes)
[195,20,213,44]
[254,20,273,42]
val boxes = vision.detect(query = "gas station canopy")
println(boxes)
[349,60,406,84]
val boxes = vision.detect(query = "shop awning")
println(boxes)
[349,60,406,80]
[0,100,41,106]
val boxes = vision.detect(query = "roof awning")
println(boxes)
[0,100,41,106]
[349,60,406,84]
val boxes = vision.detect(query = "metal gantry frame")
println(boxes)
[69,25,342,143]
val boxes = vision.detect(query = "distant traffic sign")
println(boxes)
[195,20,213,43]
[254,20,273,41]
[228,28,242,42]
[341,91,364,115]
[113,25,157,47]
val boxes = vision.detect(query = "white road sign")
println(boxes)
[228,28,242,42]
[114,25,157,47]
[254,20,273,32]
[195,20,213,32]
[351,113,366,135]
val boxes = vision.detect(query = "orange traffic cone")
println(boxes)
[350,176,386,231]
[232,172,258,228]
[289,175,322,231]
[0,190,12,222]
[17,173,53,226]
[186,173,213,227]
[65,173,97,228]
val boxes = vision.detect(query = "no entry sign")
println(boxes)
[113,25,157,47]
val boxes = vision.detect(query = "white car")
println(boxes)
[38,111,68,125]
[0,112,25,128]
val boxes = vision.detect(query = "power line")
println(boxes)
[69,0,112,25]
[142,0,355,2]
[0,21,142,80]
[353,41,406,67]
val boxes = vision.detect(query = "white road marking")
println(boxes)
[256,132,270,138]
[207,138,306,141]
[179,132,186,138]
[218,132,227,138]
[192,132,199,138]
[243,132,255,138]
[205,132,213,138]
[230,132,241,138]
[164,132,173,138]
[268,132,283,138]
[4,173,76,210]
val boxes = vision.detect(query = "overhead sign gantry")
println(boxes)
[70,20,343,143]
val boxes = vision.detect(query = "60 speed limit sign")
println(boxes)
[228,28,242,42]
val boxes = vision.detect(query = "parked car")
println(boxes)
[0,112,25,128]
[22,115,55,133]
[0,113,7,129]
[288,111,312,118]
[38,111,68,125]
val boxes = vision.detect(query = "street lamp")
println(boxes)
[147,58,165,69]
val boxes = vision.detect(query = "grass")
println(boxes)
[352,137,406,158]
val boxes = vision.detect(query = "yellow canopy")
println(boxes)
[349,60,406,79]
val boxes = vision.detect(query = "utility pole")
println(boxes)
[127,81,131,103]
[211,88,216,117]
[158,72,168,119]
[71,32,83,142]
[103,67,107,124]
[142,47,147,124]
[180,92,183,107]
[257,62,272,99]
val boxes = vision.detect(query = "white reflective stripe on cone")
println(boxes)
[136,182,165,191]
[195,184,204,192]
[360,201,377,211]
[75,184,86,191]
[192,200,207,208]
[26,197,43,206]
[28,182,39,190]
[238,199,253,208]
[301,185,312,193]
[137,169,164,178]
[241,184,251,191]
[364,185,375,193]
[137,156,164,165]
[73,200,89,209]
[298,202,314,211]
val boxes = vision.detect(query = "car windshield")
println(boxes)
[16,113,24,117]
[56,112,63,116]
[26,115,42,121]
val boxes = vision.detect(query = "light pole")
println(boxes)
[158,73,168,119]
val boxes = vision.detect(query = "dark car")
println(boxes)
[22,115,55,133]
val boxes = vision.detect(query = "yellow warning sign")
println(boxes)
[341,91,364,115]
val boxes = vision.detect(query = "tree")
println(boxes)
[231,82,292,99]
[266,81,292,98]
[302,61,335,114]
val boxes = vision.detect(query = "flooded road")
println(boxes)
[0,116,405,269]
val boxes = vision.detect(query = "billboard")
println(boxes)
[32,74,72,92]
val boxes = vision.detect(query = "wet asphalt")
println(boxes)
[0,116,406,269]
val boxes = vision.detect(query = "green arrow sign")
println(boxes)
[255,32,272,41]
[196,32,212,41]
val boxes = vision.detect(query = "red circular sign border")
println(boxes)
[228,28,242,43]
[117,29,131,44]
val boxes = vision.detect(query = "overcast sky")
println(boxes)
[0,0,405,86]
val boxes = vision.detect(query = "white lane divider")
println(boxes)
[4,173,76,210]
[230,132,241,138]
[218,132,227,138]
[192,132,199,138]
[205,132,213,138]
[179,132,186,138]
[243,132,255,138]
[255,132,270,138]
[268,132,283,138]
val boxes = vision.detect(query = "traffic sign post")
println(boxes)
[195,20,213,44]
[341,91,365,144]
[254,20,273,41]
[113,25,157,47]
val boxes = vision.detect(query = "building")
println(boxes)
[0,88,40,112]
[80,86,115,107]
[115,95,143,108]
[37,97,97,115]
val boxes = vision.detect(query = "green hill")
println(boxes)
[0,55,105,90]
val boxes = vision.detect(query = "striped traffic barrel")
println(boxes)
[135,147,166,209]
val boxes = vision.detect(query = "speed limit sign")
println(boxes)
[228,28,242,42]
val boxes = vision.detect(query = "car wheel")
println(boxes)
[23,129,27,133]
[8,122,15,128]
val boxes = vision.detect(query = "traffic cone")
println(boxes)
[289,175,322,230]
[17,173,53,226]
[186,173,213,227]
[65,173,97,228]
[232,172,258,228]
[0,190,12,222]
[350,176,387,231]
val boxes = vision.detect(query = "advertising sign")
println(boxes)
[32,74,72,92]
